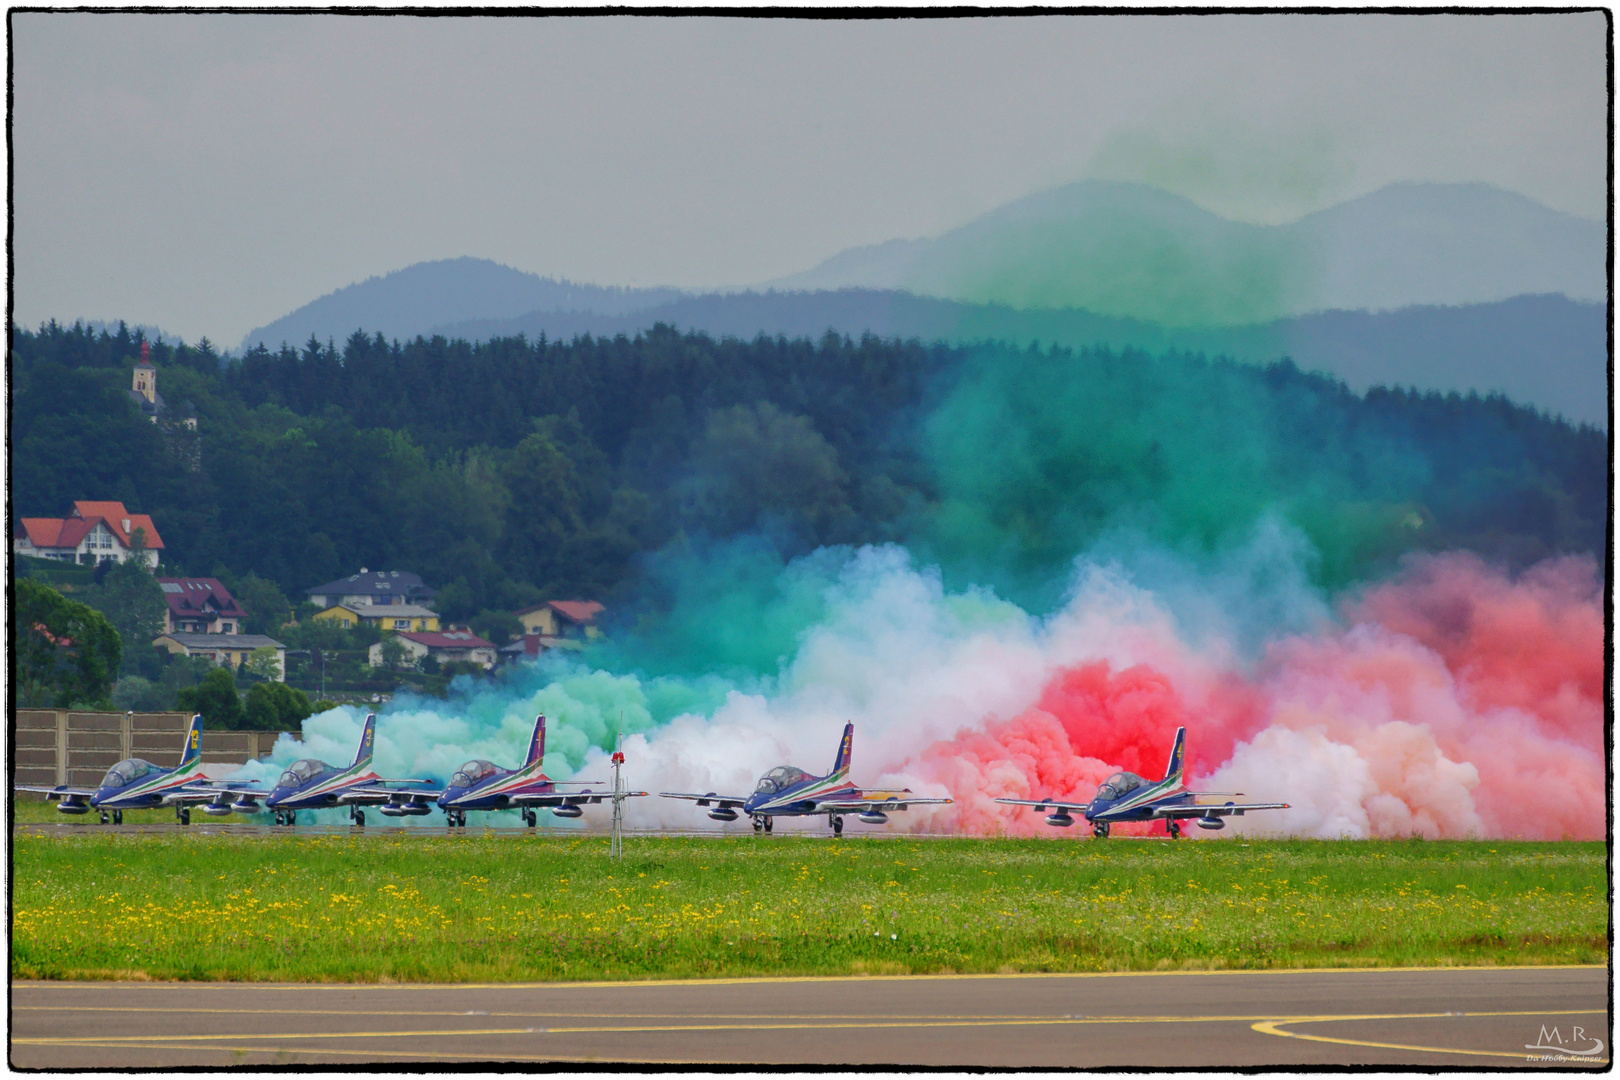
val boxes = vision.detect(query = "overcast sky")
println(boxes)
[12,12,1607,345]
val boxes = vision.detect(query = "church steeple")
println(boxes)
[132,342,156,404]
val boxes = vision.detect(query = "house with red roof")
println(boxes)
[158,578,247,635]
[514,600,604,641]
[368,629,497,671]
[13,501,163,568]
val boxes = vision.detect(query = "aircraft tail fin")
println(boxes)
[831,723,854,778]
[353,713,377,769]
[524,715,547,769]
[1163,726,1186,786]
[179,714,204,767]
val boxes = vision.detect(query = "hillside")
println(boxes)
[432,290,1607,429]
[239,257,686,351]
[768,181,1606,324]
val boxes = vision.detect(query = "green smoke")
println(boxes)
[911,343,1433,608]
[900,181,1315,327]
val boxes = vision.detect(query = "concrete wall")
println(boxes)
[13,711,293,793]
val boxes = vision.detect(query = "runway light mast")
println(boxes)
[609,733,626,859]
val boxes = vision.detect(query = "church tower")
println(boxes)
[132,342,156,404]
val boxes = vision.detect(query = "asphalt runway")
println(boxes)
[12,966,1608,1068]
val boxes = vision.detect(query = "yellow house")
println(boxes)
[312,603,440,632]
[152,633,287,680]
[515,600,604,641]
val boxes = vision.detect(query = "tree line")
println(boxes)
[11,318,1607,665]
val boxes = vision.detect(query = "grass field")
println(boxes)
[11,824,1605,984]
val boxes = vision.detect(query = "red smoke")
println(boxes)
[906,553,1604,840]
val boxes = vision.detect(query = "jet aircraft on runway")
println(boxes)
[402,714,649,827]
[994,727,1288,838]
[263,713,434,827]
[660,722,952,834]
[15,714,262,824]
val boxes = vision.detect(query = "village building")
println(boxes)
[368,630,497,671]
[305,569,438,610]
[313,603,440,633]
[497,633,584,665]
[129,342,197,429]
[13,501,164,568]
[514,600,604,641]
[158,577,247,635]
[152,632,287,680]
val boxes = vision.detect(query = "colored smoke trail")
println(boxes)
[894,550,1605,841]
[239,528,1603,840]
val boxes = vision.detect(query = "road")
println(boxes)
[11,966,1608,1067]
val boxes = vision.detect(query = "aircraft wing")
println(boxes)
[15,784,96,799]
[812,790,953,813]
[336,783,439,804]
[1153,800,1290,819]
[994,796,1090,813]
[158,784,265,806]
[660,791,750,809]
[510,790,649,807]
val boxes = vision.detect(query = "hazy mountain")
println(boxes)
[436,289,1606,428]
[767,181,1606,325]
[239,257,687,351]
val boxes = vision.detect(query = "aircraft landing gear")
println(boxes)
[1092,821,1110,839]
[350,806,366,828]
[762,816,773,834]
[831,814,843,836]
[178,806,191,826]
[1167,821,1181,840]
[99,810,110,825]
[752,815,764,833]
[447,809,466,829]
[522,809,537,828]
[112,810,122,825]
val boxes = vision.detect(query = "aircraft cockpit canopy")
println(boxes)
[451,760,501,787]
[101,759,155,788]
[755,765,810,794]
[278,758,327,788]
[1095,771,1144,801]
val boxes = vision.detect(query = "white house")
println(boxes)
[369,630,497,671]
[14,501,163,568]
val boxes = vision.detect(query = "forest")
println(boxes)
[11,319,1607,658]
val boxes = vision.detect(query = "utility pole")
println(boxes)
[609,731,626,859]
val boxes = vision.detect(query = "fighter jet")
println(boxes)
[14,714,262,825]
[263,713,434,827]
[660,722,952,835]
[995,726,1289,838]
[414,714,648,827]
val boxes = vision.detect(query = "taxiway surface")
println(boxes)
[12,965,1608,1067]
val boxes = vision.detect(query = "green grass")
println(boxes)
[11,829,1605,983]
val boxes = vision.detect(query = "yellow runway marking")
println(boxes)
[1251,1010,1609,1062]
[16,1008,1607,1047]
[11,963,1605,993]
[12,1040,666,1064]
[15,1006,1108,1021]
